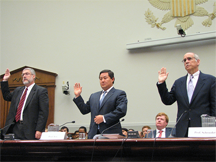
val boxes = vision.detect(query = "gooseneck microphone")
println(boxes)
[169,110,188,138]
[59,121,75,128]
[0,122,15,131]
[96,119,125,139]
[0,122,15,140]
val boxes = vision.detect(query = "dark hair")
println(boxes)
[128,129,135,131]
[99,69,115,84]
[122,128,128,132]
[61,126,69,132]
[79,126,87,133]
[74,130,79,134]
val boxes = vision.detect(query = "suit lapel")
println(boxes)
[190,72,205,104]
[180,75,189,105]
[24,84,36,110]
[96,91,102,111]
[14,87,25,110]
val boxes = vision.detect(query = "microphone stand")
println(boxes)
[169,110,187,138]
[96,119,125,139]
[0,122,15,140]
[59,121,75,128]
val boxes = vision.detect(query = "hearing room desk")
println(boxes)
[0,138,215,161]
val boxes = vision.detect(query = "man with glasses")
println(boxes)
[156,52,215,137]
[1,68,49,140]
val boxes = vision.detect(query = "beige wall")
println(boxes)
[1,0,215,132]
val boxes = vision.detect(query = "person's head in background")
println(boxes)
[122,128,128,137]
[74,130,79,139]
[128,129,134,132]
[142,126,151,137]
[155,112,169,130]
[60,126,69,134]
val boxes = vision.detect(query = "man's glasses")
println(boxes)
[182,57,195,63]
[21,72,32,77]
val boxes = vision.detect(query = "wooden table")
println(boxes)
[0,138,215,161]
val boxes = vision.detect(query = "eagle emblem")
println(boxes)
[145,0,216,30]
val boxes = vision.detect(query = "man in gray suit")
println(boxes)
[157,52,215,137]
[73,69,127,139]
[146,112,172,138]
[1,68,49,140]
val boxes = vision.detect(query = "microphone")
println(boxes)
[0,122,15,131]
[95,119,125,139]
[169,110,187,138]
[0,122,15,140]
[59,121,75,128]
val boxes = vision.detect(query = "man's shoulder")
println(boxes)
[166,127,173,131]
[93,88,126,94]
[176,75,187,82]
[32,84,47,91]
[200,72,215,79]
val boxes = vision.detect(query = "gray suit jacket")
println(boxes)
[73,87,127,139]
[157,72,215,137]
[1,81,49,139]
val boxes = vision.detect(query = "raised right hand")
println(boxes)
[74,83,82,98]
[158,67,169,83]
[3,69,11,81]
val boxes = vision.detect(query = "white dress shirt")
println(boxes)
[156,128,166,138]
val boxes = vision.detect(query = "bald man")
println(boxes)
[157,52,215,137]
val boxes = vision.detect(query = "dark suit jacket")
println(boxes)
[145,127,173,138]
[157,72,215,137]
[1,81,49,139]
[73,87,127,139]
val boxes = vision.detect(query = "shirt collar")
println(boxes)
[25,83,35,91]
[188,70,200,78]
[102,86,113,93]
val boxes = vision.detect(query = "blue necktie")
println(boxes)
[188,75,194,103]
[100,91,107,106]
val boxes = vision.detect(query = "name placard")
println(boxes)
[40,132,66,140]
[188,127,216,137]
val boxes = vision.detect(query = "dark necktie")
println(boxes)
[15,88,28,122]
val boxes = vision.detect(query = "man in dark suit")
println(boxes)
[73,69,127,139]
[146,112,172,138]
[157,52,215,137]
[1,68,49,140]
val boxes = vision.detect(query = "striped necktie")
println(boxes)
[15,88,28,122]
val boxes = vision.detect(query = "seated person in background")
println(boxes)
[73,130,79,139]
[79,126,88,139]
[145,112,172,138]
[128,129,134,132]
[60,126,69,138]
[140,126,151,138]
[122,128,128,137]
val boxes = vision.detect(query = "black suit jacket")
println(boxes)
[1,81,49,139]
[73,87,127,139]
[157,72,215,137]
